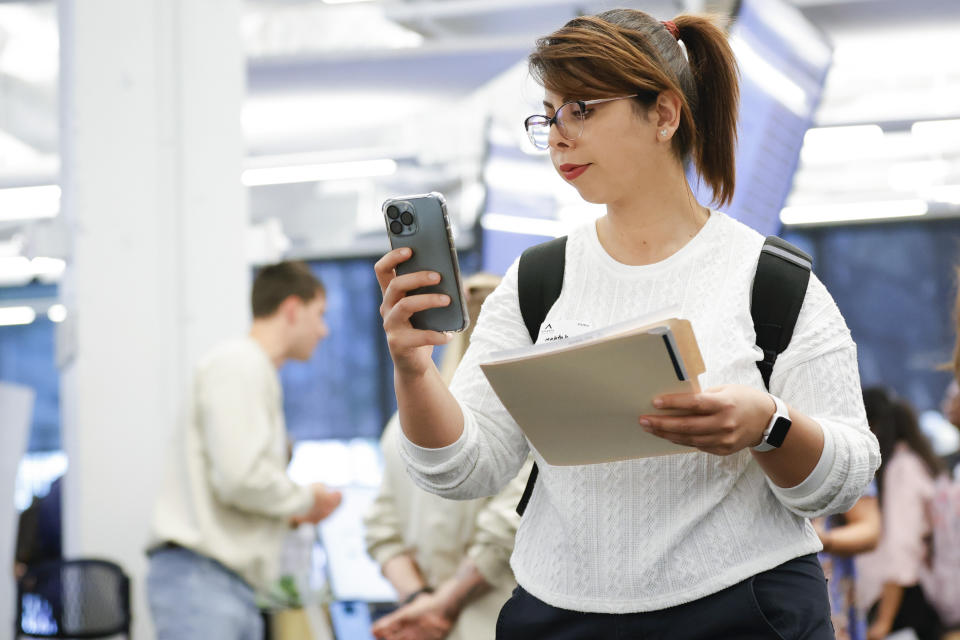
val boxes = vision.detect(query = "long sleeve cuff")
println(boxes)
[399,427,468,467]
[468,544,514,588]
[290,484,315,517]
[367,541,411,568]
[770,420,836,501]
[397,397,481,493]
[767,420,839,516]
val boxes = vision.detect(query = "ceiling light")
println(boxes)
[480,213,567,237]
[47,304,67,323]
[0,306,37,327]
[0,185,60,222]
[241,159,397,187]
[0,256,35,286]
[321,0,377,4]
[781,199,928,225]
[926,185,960,206]
[800,125,884,164]
[31,257,66,283]
[911,119,960,138]
[0,5,58,85]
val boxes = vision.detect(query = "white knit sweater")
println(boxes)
[400,211,880,613]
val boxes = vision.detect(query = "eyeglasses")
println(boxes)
[524,94,639,150]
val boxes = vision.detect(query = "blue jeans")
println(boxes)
[147,546,263,640]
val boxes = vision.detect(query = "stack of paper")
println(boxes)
[479,313,704,465]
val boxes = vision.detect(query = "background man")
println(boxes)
[147,261,342,640]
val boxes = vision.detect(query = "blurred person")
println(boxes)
[146,261,342,640]
[13,474,64,630]
[375,8,879,639]
[365,274,533,640]
[14,474,63,580]
[857,388,944,640]
[940,380,960,478]
[813,482,881,640]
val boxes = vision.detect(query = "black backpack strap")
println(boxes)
[752,236,813,390]
[515,236,567,516]
[518,237,568,344]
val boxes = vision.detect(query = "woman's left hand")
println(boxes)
[638,384,776,456]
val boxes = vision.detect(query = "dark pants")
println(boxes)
[496,554,833,640]
[868,584,942,640]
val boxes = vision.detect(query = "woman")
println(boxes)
[857,388,944,640]
[375,10,880,639]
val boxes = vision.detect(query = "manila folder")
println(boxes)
[479,318,704,466]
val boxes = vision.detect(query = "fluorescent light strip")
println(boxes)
[31,257,66,283]
[781,199,928,225]
[926,185,960,206]
[911,119,960,137]
[0,185,60,222]
[0,306,37,327]
[480,213,567,237]
[803,124,883,146]
[242,159,397,187]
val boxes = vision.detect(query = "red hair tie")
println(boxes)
[662,20,680,40]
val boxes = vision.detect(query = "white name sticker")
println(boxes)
[538,319,594,344]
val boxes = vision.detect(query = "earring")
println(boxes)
[659,129,668,137]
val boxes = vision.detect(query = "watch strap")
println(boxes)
[753,394,791,452]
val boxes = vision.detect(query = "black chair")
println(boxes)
[16,558,131,639]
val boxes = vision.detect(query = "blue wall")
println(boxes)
[281,251,481,441]
[785,219,960,411]
[0,284,59,452]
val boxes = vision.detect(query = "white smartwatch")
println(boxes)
[753,394,791,452]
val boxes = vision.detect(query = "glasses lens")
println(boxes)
[556,102,584,140]
[524,115,550,150]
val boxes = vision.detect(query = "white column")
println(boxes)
[58,2,247,638]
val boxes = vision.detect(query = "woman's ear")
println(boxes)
[654,90,683,134]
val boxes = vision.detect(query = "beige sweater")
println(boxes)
[364,416,530,640]
[149,337,313,591]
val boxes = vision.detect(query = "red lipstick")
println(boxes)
[559,163,590,181]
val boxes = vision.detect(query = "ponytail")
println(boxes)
[674,15,739,208]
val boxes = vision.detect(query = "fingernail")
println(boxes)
[401,248,411,256]
[639,418,651,427]
[430,272,441,282]
[441,295,451,304]
[652,398,663,408]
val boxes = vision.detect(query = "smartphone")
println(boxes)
[383,192,469,333]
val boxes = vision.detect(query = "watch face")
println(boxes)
[767,416,792,448]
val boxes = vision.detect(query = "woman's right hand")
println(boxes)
[375,247,454,377]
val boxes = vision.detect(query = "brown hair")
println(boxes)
[953,266,960,380]
[528,10,739,207]
[863,386,945,503]
[251,261,325,319]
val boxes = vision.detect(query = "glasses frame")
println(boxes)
[524,94,639,150]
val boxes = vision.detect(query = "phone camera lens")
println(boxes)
[387,205,400,219]
[400,211,414,225]
[389,220,403,234]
